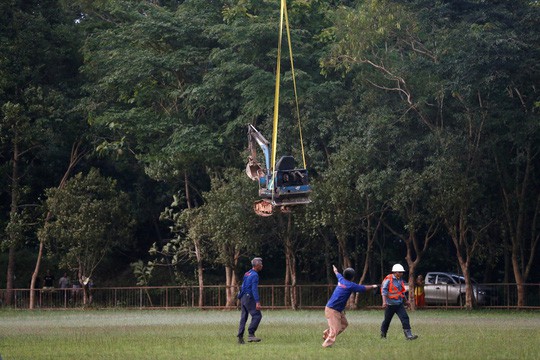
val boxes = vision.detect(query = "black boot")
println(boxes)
[404,329,418,340]
[381,332,387,339]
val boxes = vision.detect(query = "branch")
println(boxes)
[409,40,437,62]
[513,87,527,112]
[366,79,412,105]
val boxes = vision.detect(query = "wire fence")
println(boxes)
[1,283,539,310]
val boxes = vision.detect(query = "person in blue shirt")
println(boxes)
[380,264,418,340]
[237,257,263,344]
[322,265,379,348]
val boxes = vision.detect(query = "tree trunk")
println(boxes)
[407,262,417,311]
[195,240,204,308]
[5,142,20,306]
[503,235,511,284]
[337,232,351,269]
[451,215,474,310]
[284,257,290,308]
[284,239,297,309]
[282,214,297,309]
[457,257,474,309]
[225,265,232,306]
[405,231,420,311]
[77,266,91,306]
[6,247,16,306]
[225,256,240,308]
[184,171,204,308]
[30,142,84,309]
[230,269,238,306]
[29,241,43,309]
[495,148,540,309]
[321,231,333,284]
[512,250,525,308]
[285,241,297,310]
[355,208,381,307]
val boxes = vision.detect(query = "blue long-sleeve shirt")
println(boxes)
[326,273,366,312]
[238,269,260,302]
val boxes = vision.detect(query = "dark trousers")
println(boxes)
[237,294,262,337]
[381,303,411,333]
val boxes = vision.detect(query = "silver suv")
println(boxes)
[423,272,491,305]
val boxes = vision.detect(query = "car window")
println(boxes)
[426,274,436,284]
[436,275,451,284]
[451,275,477,284]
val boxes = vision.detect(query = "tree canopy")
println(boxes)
[0,0,539,309]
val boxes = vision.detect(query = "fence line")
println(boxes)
[1,283,539,310]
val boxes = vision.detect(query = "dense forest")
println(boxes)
[1,0,539,308]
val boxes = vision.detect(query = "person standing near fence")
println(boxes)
[237,257,263,344]
[322,265,379,348]
[43,270,55,290]
[42,270,55,307]
[414,274,425,309]
[58,273,70,289]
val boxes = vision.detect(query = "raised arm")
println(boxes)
[363,284,379,290]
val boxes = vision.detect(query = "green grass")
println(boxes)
[0,309,539,359]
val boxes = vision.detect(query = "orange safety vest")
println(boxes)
[381,274,406,300]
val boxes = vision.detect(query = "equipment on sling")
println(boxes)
[245,0,311,216]
[246,125,311,216]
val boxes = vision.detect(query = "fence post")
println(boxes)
[507,283,510,309]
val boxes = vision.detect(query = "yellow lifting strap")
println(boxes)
[271,0,307,178]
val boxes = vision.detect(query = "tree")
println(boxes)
[198,169,263,306]
[76,0,225,214]
[463,0,540,307]
[0,0,83,303]
[158,200,209,308]
[423,0,540,308]
[29,142,87,309]
[39,168,133,304]
[323,0,540,308]
[154,169,263,307]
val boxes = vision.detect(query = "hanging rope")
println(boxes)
[271,0,285,176]
[270,0,308,201]
[283,1,307,170]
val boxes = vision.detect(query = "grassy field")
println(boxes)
[0,309,539,359]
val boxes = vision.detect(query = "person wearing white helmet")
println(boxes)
[380,264,418,340]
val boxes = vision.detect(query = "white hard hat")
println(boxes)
[392,264,406,272]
